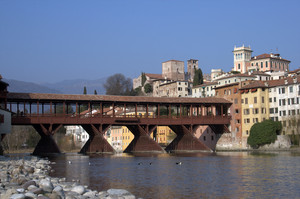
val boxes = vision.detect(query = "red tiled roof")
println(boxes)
[192,82,218,89]
[162,60,184,63]
[251,71,271,76]
[216,74,256,81]
[289,68,300,74]
[240,75,300,89]
[7,92,232,104]
[240,81,268,89]
[267,75,300,87]
[215,82,239,89]
[145,73,163,79]
[251,53,290,62]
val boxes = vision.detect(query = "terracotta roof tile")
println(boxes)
[145,73,163,79]
[7,92,232,104]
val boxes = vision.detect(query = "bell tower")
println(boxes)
[233,45,252,73]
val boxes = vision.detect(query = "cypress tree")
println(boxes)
[193,68,203,86]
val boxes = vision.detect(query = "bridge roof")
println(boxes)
[7,92,231,105]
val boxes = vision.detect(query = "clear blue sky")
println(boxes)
[1,0,300,83]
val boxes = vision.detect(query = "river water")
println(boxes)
[48,151,300,199]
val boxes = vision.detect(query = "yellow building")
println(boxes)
[121,111,154,151]
[240,81,269,146]
[156,126,176,146]
[120,109,177,150]
[122,126,134,151]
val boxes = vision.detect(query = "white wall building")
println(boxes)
[268,76,300,135]
[192,82,217,98]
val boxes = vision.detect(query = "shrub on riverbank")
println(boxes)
[247,119,282,149]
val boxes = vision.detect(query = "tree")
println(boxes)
[83,86,87,95]
[104,73,133,95]
[193,68,203,86]
[141,72,147,86]
[144,83,153,93]
[247,119,282,149]
[94,90,97,95]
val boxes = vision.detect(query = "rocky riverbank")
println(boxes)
[0,156,138,199]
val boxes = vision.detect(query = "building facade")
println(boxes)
[187,59,199,82]
[233,45,290,73]
[192,82,217,98]
[215,82,243,148]
[153,80,192,97]
[240,81,270,146]
[162,60,185,81]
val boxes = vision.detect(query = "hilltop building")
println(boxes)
[153,79,192,97]
[162,60,185,81]
[187,59,199,82]
[133,59,201,97]
[233,45,290,73]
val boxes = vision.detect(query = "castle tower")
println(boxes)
[233,45,252,73]
[162,60,185,81]
[187,59,199,82]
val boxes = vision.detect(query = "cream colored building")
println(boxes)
[240,81,270,146]
[233,45,290,73]
[153,80,192,97]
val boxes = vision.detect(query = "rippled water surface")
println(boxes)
[48,151,300,199]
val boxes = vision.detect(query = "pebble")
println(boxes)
[0,156,140,199]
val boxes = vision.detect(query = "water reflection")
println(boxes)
[48,152,300,199]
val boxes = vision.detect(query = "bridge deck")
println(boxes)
[6,92,232,154]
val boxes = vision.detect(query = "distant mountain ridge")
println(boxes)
[4,79,61,94]
[41,77,107,94]
[4,77,108,95]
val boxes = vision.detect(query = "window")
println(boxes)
[241,99,244,104]
[245,98,248,104]
[262,97,265,103]
[270,108,274,114]
[234,98,238,104]
[238,64,240,69]
[254,97,257,103]
[266,61,268,68]
[289,86,293,93]
[253,108,258,114]
[261,62,263,68]
[244,118,250,123]
[269,98,272,103]
[274,97,276,102]
[246,130,249,135]
[244,109,250,115]
[282,111,286,116]
[275,108,278,113]
[235,109,239,113]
